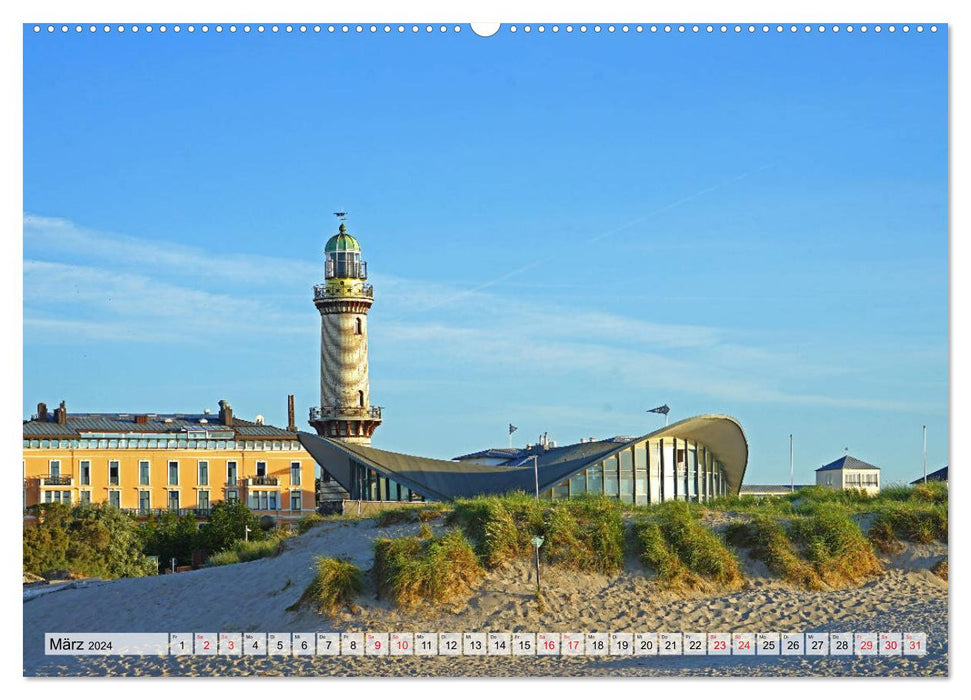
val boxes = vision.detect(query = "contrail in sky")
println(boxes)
[388,163,773,317]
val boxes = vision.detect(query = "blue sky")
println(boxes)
[22,25,948,485]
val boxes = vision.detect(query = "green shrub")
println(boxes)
[302,557,363,616]
[372,529,483,611]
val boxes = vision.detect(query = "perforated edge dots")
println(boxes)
[30,23,940,36]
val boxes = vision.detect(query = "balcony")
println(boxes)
[40,475,73,487]
[246,476,279,487]
[309,405,382,421]
[313,283,373,301]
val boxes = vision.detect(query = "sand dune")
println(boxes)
[23,519,948,677]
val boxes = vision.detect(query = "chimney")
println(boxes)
[36,402,48,422]
[218,399,233,427]
[135,414,148,425]
[56,400,67,425]
[287,395,297,432]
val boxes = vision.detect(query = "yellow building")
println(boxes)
[23,398,316,523]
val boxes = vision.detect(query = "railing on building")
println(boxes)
[313,283,373,301]
[120,508,212,518]
[247,475,279,486]
[309,405,382,421]
[39,475,73,487]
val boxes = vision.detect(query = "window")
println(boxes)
[139,490,151,513]
[227,461,238,484]
[139,460,150,485]
[226,489,238,504]
[168,461,179,485]
[587,462,604,495]
[108,460,120,486]
[268,491,278,510]
[108,491,120,509]
[291,492,302,511]
[290,461,301,486]
[49,460,61,478]
[198,461,209,486]
[604,456,619,497]
[355,317,363,334]
[198,491,209,511]
[80,491,91,505]
[358,390,364,407]
[256,461,267,478]
[61,491,71,504]
[168,491,180,511]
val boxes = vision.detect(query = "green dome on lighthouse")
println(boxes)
[325,223,361,253]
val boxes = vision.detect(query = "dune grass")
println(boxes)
[296,513,326,534]
[634,502,743,589]
[204,530,294,567]
[294,557,363,616]
[788,505,883,586]
[374,505,449,528]
[725,517,822,589]
[448,493,624,575]
[372,529,483,611]
[931,558,947,581]
[868,502,947,549]
[633,520,697,588]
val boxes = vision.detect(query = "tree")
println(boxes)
[23,503,155,579]
[200,500,265,554]
[138,511,201,568]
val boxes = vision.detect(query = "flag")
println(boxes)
[647,404,670,416]
[509,424,518,435]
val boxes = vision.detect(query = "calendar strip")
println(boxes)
[45,632,927,657]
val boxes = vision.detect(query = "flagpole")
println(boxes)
[790,434,794,492]
[922,425,927,483]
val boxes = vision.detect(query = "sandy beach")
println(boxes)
[23,518,948,677]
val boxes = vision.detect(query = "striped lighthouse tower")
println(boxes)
[308,217,382,444]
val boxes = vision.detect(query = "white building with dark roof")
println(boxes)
[815,455,881,495]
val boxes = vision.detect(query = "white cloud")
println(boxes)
[23,213,936,413]
[24,260,306,343]
[23,214,317,285]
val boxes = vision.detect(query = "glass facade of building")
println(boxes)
[539,437,730,503]
[347,460,424,502]
[342,438,730,504]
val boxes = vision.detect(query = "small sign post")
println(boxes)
[531,535,545,591]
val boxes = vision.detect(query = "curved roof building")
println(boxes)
[299,414,747,504]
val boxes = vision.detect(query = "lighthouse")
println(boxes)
[309,219,382,444]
